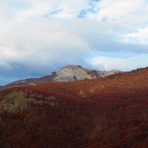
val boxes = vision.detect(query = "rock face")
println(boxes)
[5,64,120,87]
[54,65,92,81]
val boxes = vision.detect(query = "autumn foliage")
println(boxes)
[0,67,148,147]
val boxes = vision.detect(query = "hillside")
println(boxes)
[0,67,148,148]
[5,64,120,87]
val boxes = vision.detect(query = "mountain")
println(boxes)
[6,64,120,87]
[0,67,147,147]
[53,65,120,81]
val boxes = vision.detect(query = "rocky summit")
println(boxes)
[53,65,120,81]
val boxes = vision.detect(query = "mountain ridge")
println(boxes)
[5,64,120,87]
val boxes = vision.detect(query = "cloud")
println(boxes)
[122,26,148,45]
[97,0,143,19]
[12,0,89,20]
[95,0,147,21]
[85,0,148,30]
[90,55,148,71]
[0,0,148,85]
[0,19,90,68]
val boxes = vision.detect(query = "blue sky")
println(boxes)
[0,0,148,85]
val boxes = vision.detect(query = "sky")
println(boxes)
[0,0,148,85]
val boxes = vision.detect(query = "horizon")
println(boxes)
[0,0,148,85]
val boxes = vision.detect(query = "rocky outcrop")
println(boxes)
[54,65,92,81]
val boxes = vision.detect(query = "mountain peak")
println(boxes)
[54,64,91,81]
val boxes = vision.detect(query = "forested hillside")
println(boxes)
[0,67,148,148]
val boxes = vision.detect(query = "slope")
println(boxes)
[0,67,148,148]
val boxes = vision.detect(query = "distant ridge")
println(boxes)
[5,64,120,87]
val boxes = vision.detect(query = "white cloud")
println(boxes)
[86,0,148,29]
[97,0,143,19]
[0,0,148,85]
[0,18,90,68]
[90,55,148,71]
[122,26,148,45]
[13,0,88,20]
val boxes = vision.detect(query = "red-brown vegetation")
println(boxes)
[0,67,148,147]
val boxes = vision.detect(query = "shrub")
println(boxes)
[0,91,35,113]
